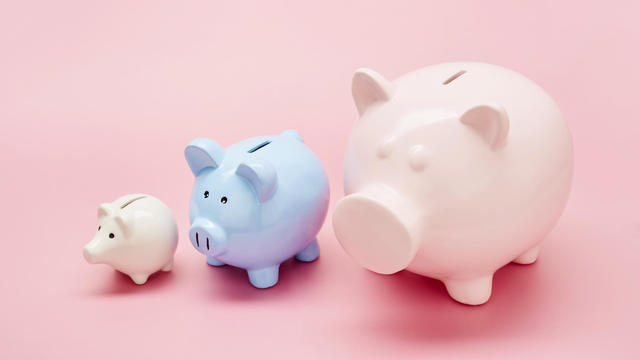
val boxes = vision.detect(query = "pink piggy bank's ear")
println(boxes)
[352,68,394,116]
[460,104,510,149]
[236,159,278,202]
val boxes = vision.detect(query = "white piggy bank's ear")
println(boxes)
[185,138,225,176]
[460,104,510,149]
[97,203,114,219]
[113,213,133,238]
[236,159,278,202]
[352,68,394,116]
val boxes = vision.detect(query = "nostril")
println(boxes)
[206,237,210,250]
[196,232,200,247]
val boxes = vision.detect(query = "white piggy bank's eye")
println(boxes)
[109,233,115,239]
[97,226,101,231]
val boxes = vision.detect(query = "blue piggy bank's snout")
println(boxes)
[189,218,228,257]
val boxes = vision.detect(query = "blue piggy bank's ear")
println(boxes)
[236,159,278,202]
[280,129,304,142]
[185,138,225,176]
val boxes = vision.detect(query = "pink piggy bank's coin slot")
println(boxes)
[333,193,418,275]
[442,70,466,85]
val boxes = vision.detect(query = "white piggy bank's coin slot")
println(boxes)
[120,195,147,209]
[248,140,271,153]
[443,70,466,85]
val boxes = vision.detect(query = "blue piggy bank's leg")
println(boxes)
[247,265,280,289]
[206,256,225,267]
[295,239,320,262]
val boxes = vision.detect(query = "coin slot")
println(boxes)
[443,70,466,85]
[120,195,147,209]
[248,140,271,153]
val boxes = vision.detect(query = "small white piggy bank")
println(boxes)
[83,194,178,284]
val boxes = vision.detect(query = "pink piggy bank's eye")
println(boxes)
[408,145,430,172]
[376,136,396,159]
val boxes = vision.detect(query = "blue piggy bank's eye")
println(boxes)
[220,196,227,204]
[204,191,209,198]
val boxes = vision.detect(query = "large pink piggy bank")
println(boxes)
[332,62,573,305]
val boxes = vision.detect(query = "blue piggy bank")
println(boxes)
[184,130,330,288]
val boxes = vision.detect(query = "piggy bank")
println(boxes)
[184,130,329,289]
[332,62,573,305]
[83,194,178,285]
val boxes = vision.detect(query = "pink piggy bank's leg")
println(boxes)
[129,274,150,285]
[161,260,174,272]
[332,189,419,275]
[512,245,540,265]
[443,275,493,305]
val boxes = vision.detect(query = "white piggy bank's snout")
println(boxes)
[83,237,104,264]
[189,218,228,257]
[83,246,97,264]
[332,186,421,275]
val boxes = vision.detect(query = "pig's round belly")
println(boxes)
[219,197,329,270]
[220,228,315,270]
[112,233,177,275]
[407,156,573,279]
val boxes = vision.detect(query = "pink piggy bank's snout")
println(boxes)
[332,186,420,275]
[189,218,228,257]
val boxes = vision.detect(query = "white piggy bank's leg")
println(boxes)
[443,275,493,305]
[295,239,320,262]
[130,274,150,285]
[513,245,540,265]
[247,265,280,289]
[206,256,225,267]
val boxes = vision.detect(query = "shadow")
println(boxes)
[348,261,546,343]
[87,267,176,296]
[200,256,322,303]
[341,218,587,344]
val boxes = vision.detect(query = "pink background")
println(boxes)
[1,0,639,358]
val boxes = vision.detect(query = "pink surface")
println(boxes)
[1,0,638,358]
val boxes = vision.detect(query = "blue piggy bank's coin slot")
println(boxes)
[248,140,271,153]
